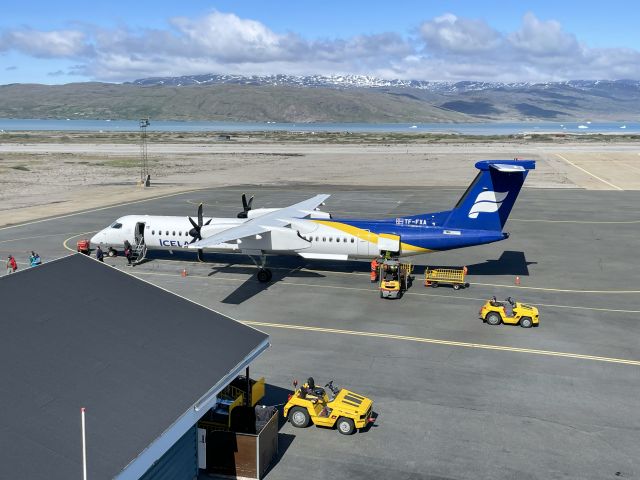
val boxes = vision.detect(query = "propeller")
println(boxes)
[188,203,212,244]
[237,193,254,218]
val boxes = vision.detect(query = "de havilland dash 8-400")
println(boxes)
[90,160,535,282]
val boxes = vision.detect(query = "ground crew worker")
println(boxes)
[96,245,104,262]
[6,255,17,275]
[370,257,379,282]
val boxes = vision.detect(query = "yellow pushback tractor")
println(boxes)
[284,378,374,435]
[424,266,469,290]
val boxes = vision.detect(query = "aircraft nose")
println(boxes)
[90,230,103,247]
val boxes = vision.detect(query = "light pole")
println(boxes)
[139,118,151,187]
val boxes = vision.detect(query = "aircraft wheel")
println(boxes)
[257,269,272,283]
[289,407,310,428]
[486,312,502,325]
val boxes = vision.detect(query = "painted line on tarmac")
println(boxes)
[0,189,202,231]
[62,231,100,252]
[0,231,95,245]
[470,281,640,294]
[509,218,640,224]
[555,154,623,191]
[241,320,640,367]
[127,269,640,314]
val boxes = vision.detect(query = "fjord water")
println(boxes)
[0,118,638,135]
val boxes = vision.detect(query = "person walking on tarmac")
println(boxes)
[123,240,132,266]
[95,245,104,262]
[6,255,18,275]
[29,251,42,267]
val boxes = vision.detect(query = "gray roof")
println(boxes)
[0,254,269,479]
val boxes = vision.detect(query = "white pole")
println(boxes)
[81,407,87,480]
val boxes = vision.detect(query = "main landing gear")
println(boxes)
[250,253,273,283]
[257,269,272,283]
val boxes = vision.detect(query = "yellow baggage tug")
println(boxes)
[479,297,540,328]
[284,378,374,435]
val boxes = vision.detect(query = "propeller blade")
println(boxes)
[204,219,212,226]
[241,193,248,210]
[188,216,198,230]
[197,203,203,227]
[247,195,254,210]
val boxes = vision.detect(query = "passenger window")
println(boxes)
[166,231,169,236]
[344,237,347,243]
[151,230,155,235]
[322,237,326,242]
[172,231,175,236]
[315,236,319,242]
[336,238,340,242]
[178,231,182,236]
[351,238,355,243]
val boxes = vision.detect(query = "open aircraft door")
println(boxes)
[378,233,401,255]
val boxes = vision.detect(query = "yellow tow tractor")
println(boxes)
[479,296,540,328]
[378,259,413,299]
[284,377,375,435]
[424,266,469,290]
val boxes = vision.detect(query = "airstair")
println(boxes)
[130,241,147,265]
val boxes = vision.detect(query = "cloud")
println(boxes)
[1,29,92,58]
[508,13,580,57]
[0,11,639,83]
[419,14,501,54]
[5,65,17,71]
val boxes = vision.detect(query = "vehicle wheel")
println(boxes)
[520,317,533,328]
[337,417,356,435]
[431,282,439,288]
[289,407,310,428]
[257,269,271,283]
[453,283,461,290]
[465,283,470,288]
[486,312,501,326]
[108,248,116,258]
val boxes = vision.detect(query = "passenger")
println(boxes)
[95,245,104,262]
[6,255,17,275]
[123,240,132,266]
[29,251,42,267]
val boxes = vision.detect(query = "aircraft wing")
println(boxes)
[189,194,330,248]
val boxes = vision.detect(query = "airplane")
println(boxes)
[90,159,535,282]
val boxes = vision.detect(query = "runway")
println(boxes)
[2,185,639,479]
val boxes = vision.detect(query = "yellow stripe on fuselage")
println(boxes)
[311,220,431,253]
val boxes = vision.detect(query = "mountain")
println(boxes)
[1,75,639,122]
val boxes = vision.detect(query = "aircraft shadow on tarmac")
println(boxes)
[464,250,536,277]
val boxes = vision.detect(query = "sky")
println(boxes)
[2,0,640,84]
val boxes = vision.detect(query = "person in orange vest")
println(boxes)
[370,257,379,282]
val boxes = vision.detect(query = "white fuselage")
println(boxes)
[90,213,381,260]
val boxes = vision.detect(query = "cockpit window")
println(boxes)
[110,222,123,229]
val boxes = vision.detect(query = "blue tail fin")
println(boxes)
[443,160,535,231]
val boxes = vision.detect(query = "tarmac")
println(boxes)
[1,185,639,480]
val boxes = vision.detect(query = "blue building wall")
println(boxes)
[139,426,197,480]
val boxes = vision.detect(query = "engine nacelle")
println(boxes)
[246,208,280,219]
